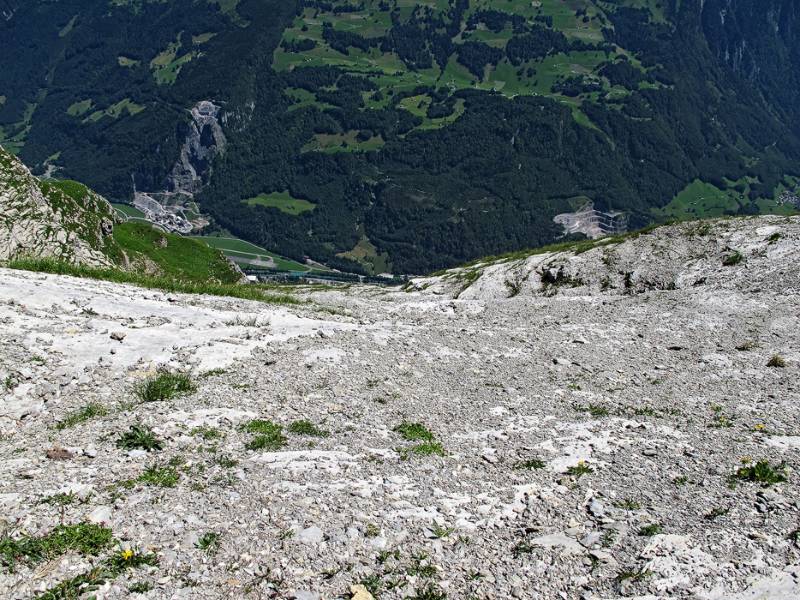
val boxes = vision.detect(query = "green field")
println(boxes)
[189,235,311,271]
[111,202,146,219]
[150,35,198,85]
[301,131,386,154]
[337,235,391,275]
[272,0,632,133]
[654,179,800,221]
[85,98,145,122]
[243,191,317,215]
[654,180,742,220]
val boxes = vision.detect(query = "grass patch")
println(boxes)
[0,523,113,571]
[408,584,447,600]
[638,523,663,537]
[116,424,163,452]
[722,251,744,266]
[40,492,78,507]
[5,257,300,305]
[33,550,157,599]
[55,402,107,430]
[242,419,287,451]
[393,422,435,442]
[191,426,224,441]
[616,498,641,510]
[132,465,180,488]
[243,191,316,215]
[616,568,651,584]
[394,422,444,458]
[398,441,446,459]
[575,403,610,418]
[288,419,329,437]
[135,372,196,402]
[730,460,787,487]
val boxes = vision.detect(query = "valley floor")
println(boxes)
[1,217,799,599]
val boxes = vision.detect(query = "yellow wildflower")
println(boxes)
[121,549,134,561]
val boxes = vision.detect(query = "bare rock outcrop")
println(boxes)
[412,216,800,300]
[0,146,120,267]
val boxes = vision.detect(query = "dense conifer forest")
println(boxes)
[1,0,798,273]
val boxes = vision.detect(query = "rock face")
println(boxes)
[0,216,799,599]
[0,147,119,267]
[167,100,226,195]
[411,216,800,301]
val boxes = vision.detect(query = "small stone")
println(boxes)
[350,585,375,600]
[110,331,126,342]
[588,499,606,518]
[46,446,73,461]
[87,506,112,525]
[297,526,324,545]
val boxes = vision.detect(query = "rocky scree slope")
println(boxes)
[0,146,119,267]
[0,216,799,599]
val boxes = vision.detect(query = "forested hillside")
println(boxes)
[1,0,799,273]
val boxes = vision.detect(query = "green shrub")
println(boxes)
[731,461,787,486]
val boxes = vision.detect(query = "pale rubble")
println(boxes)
[0,216,799,599]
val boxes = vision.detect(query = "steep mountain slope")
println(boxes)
[1,215,798,598]
[0,146,242,283]
[1,1,799,273]
[0,145,120,266]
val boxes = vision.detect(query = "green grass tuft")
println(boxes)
[0,523,113,571]
[116,424,163,452]
[399,441,446,459]
[514,458,546,470]
[136,465,180,488]
[196,532,220,555]
[288,419,329,437]
[242,419,287,451]
[33,550,157,599]
[5,257,300,304]
[638,523,663,537]
[566,462,593,478]
[135,372,195,402]
[55,402,107,430]
[393,422,435,442]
